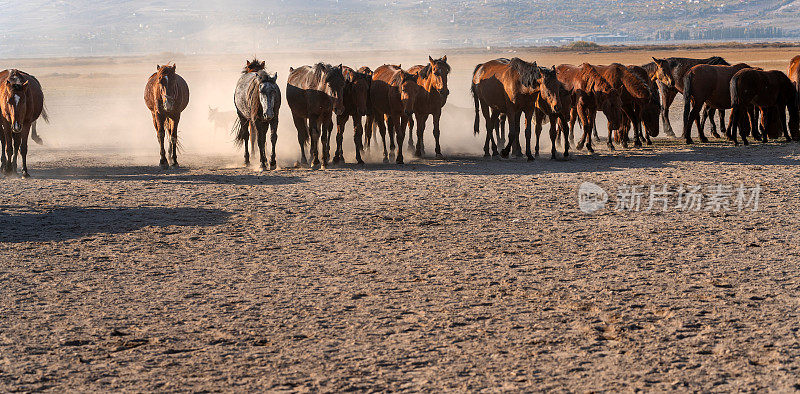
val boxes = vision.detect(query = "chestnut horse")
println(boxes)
[404,56,451,158]
[789,56,800,107]
[472,58,561,160]
[646,56,729,137]
[556,63,624,153]
[530,69,573,159]
[144,64,190,169]
[625,65,661,145]
[233,59,281,170]
[594,63,656,149]
[367,64,419,164]
[333,66,371,164]
[286,63,345,169]
[730,68,799,145]
[681,63,751,144]
[0,69,46,177]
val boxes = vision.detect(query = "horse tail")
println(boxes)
[471,64,483,135]
[683,73,694,129]
[730,73,741,108]
[232,116,249,147]
[29,104,49,145]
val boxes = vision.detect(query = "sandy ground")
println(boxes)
[2,47,800,391]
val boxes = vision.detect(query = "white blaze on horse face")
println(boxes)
[12,94,20,106]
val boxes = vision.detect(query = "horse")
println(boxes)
[624,65,662,145]
[287,63,346,169]
[593,63,656,149]
[404,56,451,158]
[681,63,751,144]
[367,64,419,164]
[646,56,729,137]
[0,69,46,177]
[789,56,800,108]
[208,106,237,133]
[530,68,572,159]
[729,68,799,145]
[333,66,371,164]
[233,59,281,170]
[556,63,625,153]
[471,58,561,160]
[144,64,189,169]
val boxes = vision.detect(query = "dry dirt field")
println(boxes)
[2,47,800,391]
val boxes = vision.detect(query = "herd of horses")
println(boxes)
[1,53,800,176]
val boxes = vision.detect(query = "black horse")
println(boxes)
[233,59,281,171]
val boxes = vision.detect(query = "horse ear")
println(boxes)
[271,72,278,82]
[429,56,434,64]
[289,67,294,72]
[156,64,161,70]
[442,55,447,62]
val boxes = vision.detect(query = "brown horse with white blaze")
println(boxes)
[287,63,346,169]
[0,69,46,177]
[405,56,451,158]
[333,66,371,164]
[145,64,190,169]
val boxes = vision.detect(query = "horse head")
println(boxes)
[642,85,662,137]
[651,57,674,88]
[599,88,625,130]
[257,71,279,120]
[346,68,371,116]
[397,70,420,114]
[4,70,29,133]
[208,106,217,121]
[537,66,563,114]
[156,64,178,112]
[244,58,266,74]
[323,64,346,116]
[420,56,450,99]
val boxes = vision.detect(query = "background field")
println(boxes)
[1,47,800,391]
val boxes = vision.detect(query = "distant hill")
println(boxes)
[1,0,799,57]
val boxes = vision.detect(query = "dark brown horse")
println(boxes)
[681,63,751,144]
[730,68,799,145]
[404,56,451,158]
[472,58,561,160]
[286,63,345,169]
[366,64,419,164]
[594,63,656,149]
[333,66,371,164]
[0,69,46,177]
[144,64,190,169]
[646,56,729,137]
[233,59,281,170]
[556,63,624,153]
[530,68,572,159]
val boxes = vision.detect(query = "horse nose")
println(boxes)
[12,122,20,132]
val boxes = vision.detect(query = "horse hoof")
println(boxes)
[160,162,169,170]
[21,172,30,179]
[414,150,423,158]
[699,138,709,144]
[685,139,694,145]
[382,157,390,164]
[270,162,277,171]
[396,158,404,165]
[356,159,365,165]
[171,162,179,168]
[527,156,535,162]
[633,141,642,148]
[435,153,444,159]
[607,144,615,151]
[587,147,595,154]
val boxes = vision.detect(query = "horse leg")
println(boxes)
[155,114,168,169]
[309,118,322,169]
[395,115,406,165]
[269,118,279,170]
[528,110,538,160]
[407,114,415,150]
[19,126,29,178]
[659,82,677,137]
[487,111,499,157]
[170,115,180,167]
[0,125,6,173]
[334,115,346,164]
[729,107,741,146]
[433,111,443,158]
[582,108,595,154]
[414,113,427,158]
[353,115,365,164]
[559,114,570,158]
[498,114,507,148]
[500,111,518,158]
[377,117,389,163]
[697,107,710,143]
[387,115,396,159]
[2,127,12,175]
[749,106,762,141]
[780,107,791,142]
[292,116,309,165]
[322,117,334,168]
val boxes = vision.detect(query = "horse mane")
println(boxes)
[243,58,266,74]
[509,57,540,88]
[391,69,416,86]
[611,63,649,99]
[579,63,613,92]
[706,56,729,66]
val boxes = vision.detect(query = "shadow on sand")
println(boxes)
[30,165,304,186]
[0,206,232,243]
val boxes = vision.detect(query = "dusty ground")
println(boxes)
[2,47,800,391]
